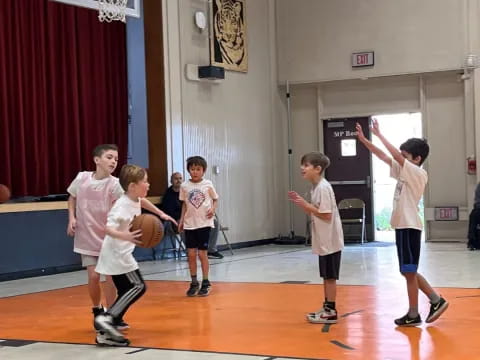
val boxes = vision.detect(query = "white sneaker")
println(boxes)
[305,308,324,320]
[96,332,130,347]
[94,314,125,342]
[307,308,338,324]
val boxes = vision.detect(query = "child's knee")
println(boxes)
[88,271,101,282]
[401,272,417,279]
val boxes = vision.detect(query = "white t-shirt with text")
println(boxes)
[310,178,344,256]
[96,195,141,275]
[179,179,219,230]
[390,160,427,230]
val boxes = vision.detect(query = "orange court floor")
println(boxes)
[1,280,479,360]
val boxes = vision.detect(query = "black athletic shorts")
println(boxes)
[395,228,421,273]
[318,251,342,280]
[184,227,211,250]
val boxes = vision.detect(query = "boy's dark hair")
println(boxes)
[399,138,429,165]
[119,164,146,192]
[93,144,118,158]
[301,152,330,175]
[186,156,208,171]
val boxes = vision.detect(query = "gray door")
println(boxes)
[323,117,374,242]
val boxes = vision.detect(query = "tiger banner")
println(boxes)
[210,0,248,72]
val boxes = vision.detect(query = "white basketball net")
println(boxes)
[98,0,128,23]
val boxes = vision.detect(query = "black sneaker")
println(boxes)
[198,280,212,296]
[394,314,422,327]
[186,282,200,297]
[92,306,105,330]
[426,297,449,323]
[208,251,224,259]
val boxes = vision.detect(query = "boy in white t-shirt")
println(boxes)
[357,119,448,327]
[178,156,219,297]
[94,164,174,346]
[288,152,344,324]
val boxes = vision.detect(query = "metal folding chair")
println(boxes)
[155,221,186,259]
[338,198,366,244]
[215,214,234,255]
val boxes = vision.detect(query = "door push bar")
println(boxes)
[330,176,371,188]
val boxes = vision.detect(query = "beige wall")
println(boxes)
[276,0,467,83]
[289,86,319,237]
[424,75,469,240]
[163,0,289,244]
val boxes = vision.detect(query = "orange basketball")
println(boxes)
[130,214,164,248]
[0,184,11,203]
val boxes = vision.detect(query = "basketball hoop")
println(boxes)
[98,0,128,23]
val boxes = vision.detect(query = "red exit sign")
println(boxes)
[352,51,374,67]
[434,207,459,221]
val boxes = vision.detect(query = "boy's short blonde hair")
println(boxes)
[119,164,146,192]
[301,152,330,175]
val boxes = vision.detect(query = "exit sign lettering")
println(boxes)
[352,51,374,67]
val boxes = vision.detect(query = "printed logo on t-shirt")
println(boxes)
[394,180,404,200]
[188,189,206,209]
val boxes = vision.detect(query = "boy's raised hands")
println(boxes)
[356,123,367,142]
[371,118,381,137]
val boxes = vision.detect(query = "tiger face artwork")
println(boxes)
[211,0,247,72]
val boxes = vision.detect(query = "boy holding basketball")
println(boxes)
[67,144,174,331]
[178,156,219,297]
[94,164,174,346]
[356,119,448,326]
[288,152,344,324]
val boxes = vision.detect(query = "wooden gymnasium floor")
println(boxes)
[1,243,480,359]
[1,280,480,359]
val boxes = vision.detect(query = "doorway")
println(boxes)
[371,113,423,242]
[323,117,373,242]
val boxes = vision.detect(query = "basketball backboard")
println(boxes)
[50,0,141,18]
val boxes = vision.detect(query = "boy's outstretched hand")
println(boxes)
[371,118,381,136]
[356,123,366,141]
[288,191,306,207]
